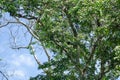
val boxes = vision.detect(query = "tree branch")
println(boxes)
[82,36,102,76]
[63,6,78,37]
[41,43,51,62]
[14,17,40,40]
[0,22,18,28]
[16,14,37,20]
[33,54,41,65]
[0,71,8,80]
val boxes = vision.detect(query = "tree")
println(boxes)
[0,0,120,80]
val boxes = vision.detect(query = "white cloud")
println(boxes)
[11,54,35,67]
[14,70,25,77]
[8,69,27,80]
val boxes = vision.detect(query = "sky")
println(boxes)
[0,13,49,80]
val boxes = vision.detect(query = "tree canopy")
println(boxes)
[0,0,120,80]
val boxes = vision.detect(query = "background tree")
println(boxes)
[0,0,120,80]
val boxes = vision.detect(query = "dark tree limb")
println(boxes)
[82,36,103,77]
[16,14,37,20]
[0,71,8,80]
[63,6,78,37]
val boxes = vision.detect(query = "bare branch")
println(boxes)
[0,22,18,28]
[42,44,51,62]
[0,16,52,76]
[11,46,28,50]
[33,54,41,65]
[9,28,17,47]
[0,71,8,80]
[11,36,33,50]
[14,18,52,62]
[14,17,40,41]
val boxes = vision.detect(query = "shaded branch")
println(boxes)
[82,36,102,76]
[98,60,105,80]
[16,14,37,20]
[63,6,78,37]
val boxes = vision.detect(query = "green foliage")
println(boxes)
[114,46,120,77]
[1,0,120,80]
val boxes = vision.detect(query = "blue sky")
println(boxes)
[0,13,48,80]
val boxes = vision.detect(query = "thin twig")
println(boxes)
[0,22,18,28]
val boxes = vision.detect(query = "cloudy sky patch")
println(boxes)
[11,54,35,67]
